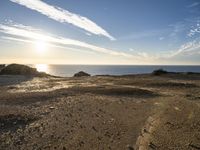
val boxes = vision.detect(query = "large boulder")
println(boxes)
[0,64,38,76]
[73,71,91,77]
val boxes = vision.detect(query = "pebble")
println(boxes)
[126,144,134,150]
[63,147,66,150]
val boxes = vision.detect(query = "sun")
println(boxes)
[35,40,47,54]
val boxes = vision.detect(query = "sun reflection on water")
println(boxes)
[35,64,49,73]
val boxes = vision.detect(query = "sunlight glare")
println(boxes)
[35,64,48,73]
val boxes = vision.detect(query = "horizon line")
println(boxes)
[1,63,200,66]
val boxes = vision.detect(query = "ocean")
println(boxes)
[33,65,200,77]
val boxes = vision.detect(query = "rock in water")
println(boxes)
[73,71,91,77]
[0,64,38,76]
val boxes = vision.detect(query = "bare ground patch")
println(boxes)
[0,114,37,133]
[68,86,159,98]
[148,82,198,88]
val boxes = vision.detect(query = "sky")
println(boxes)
[0,0,200,65]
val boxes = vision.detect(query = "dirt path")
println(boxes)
[135,97,200,150]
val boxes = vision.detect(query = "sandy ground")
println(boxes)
[0,73,200,150]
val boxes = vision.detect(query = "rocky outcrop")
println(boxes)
[0,64,5,71]
[73,71,91,77]
[0,64,38,75]
[0,64,48,77]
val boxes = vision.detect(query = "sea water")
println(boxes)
[33,65,200,77]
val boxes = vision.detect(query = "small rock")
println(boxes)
[49,107,55,110]
[63,147,67,150]
[92,126,97,132]
[126,144,134,150]
[143,128,149,133]
[149,142,157,149]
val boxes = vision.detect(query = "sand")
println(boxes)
[0,73,200,150]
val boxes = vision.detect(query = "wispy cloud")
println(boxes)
[1,36,96,55]
[0,22,199,65]
[169,40,200,57]
[159,37,165,41]
[9,0,115,40]
[129,39,200,64]
[0,23,128,57]
[188,23,200,37]
[157,40,200,60]
[187,2,200,8]
[129,48,150,59]
[168,22,187,37]
[118,29,167,40]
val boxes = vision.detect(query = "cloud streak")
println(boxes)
[0,23,128,57]
[148,39,200,65]
[9,0,115,40]
[187,2,200,8]
[0,22,199,65]
[188,23,200,37]
[169,40,200,57]
[118,29,167,40]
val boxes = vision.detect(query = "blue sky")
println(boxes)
[0,0,200,64]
